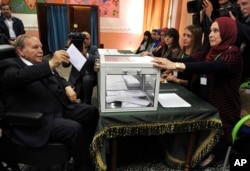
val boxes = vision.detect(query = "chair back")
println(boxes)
[0,45,16,118]
[232,114,250,143]
[0,45,16,60]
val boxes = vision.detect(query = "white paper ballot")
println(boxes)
[158,93,191,108]
[66,44,87,71]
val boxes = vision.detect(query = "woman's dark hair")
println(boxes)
[143,30,153,49]
[161,28,181,58]
[144,30,151,37]
[165,28,180,49]
[135,30,153,54]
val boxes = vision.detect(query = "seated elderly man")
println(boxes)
[0,34,99,171]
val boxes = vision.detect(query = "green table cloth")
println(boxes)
[90,83,223,171]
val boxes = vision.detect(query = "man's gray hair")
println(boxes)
[15,34,35,49]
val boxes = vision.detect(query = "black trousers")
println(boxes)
[49,103,99,170]
[81,74,97,105]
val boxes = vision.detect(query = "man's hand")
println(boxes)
[9,40,16,46]
[202,0,213,19]
[49,50,70,69]
[229,11,236,20]
[65,86,77,103]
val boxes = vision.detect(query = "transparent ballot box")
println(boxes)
[98,55,160,112]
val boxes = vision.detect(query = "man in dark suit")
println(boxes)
[234,0,250,82]
[64,31,99,104]
[0,4,25,45]
[0,34,99,171]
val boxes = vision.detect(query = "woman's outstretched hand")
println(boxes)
[152,57,176,70]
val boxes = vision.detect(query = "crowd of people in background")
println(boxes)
[136,0,250,168]
[136,0,250,84]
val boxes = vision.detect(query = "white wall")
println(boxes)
[12,13,38,30]
[169,0,178,28]
[12,0,145,34]
[100,0,144,34]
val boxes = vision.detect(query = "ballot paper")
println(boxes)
[122,75,140,88]
[106,75,128,90]
[106,90,150,107]
[158,93,191,108]
[66,44,87,71]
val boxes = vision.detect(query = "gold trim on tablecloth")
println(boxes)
[90,118,222,171]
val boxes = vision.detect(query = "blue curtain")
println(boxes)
[90,7,98,46]
[47,5,68,53]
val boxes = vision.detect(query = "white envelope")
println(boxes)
[66,44,87,71]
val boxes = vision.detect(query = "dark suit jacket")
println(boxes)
[236,18,250,81]
[0,57,70,147]
[0,16,25,44]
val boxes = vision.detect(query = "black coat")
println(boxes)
[0,16,25,44]
[236,18,250,82]
[0,57,71,147]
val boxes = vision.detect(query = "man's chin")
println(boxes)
[35,58,43,63]
[242,13,250,18]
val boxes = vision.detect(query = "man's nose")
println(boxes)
[240,6,244,12]
[39,48,43,53]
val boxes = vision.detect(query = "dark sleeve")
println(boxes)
[185,60,227,74]
[170,57,195,62]
[185,50,242,75]
[236,21,250,41]
[0,33,7,44]
[14,18,25,35]
[87,45,100,64]
[0,22,10,44]
[135,40,144,54]
[169,50,207,63]
[53,70,70,88]
[200,14,212,49]
[0,59,53,88]
[135,47,140,54]
[152,47,163,57]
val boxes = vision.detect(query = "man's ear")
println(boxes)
[16,47,24,57]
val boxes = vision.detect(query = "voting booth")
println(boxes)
[98,54,160,112]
